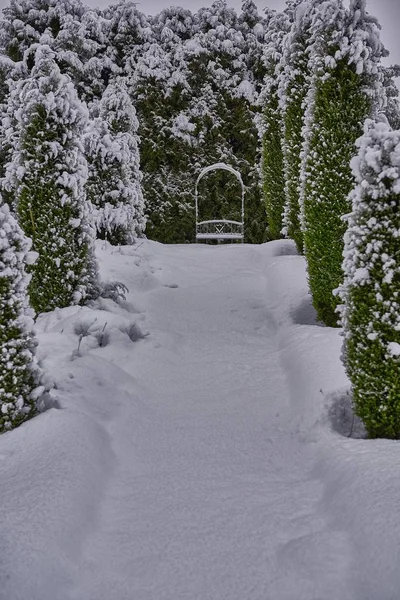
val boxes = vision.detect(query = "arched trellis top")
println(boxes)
[195,162,245,242]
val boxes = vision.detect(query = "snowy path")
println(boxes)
[68,243,354,600]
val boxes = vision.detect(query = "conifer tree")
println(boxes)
[85,78,145,245]
[0,0,50,62]
[238,0,260,31]
[300,0,384,326]
[0,197,41,433]
[0,57,14,201]
[4,45,97,313]
[278,1,320,253]
[105,0,151,73]
[382,65,400,130]
[337,120,400,439]
[0,0,85,63]
[0,0,113,109]
[260,10,290,240]
[132,34,193,243]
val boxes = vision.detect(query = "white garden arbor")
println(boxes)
[195,162,245,243]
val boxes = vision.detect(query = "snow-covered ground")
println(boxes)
[1,239,400,600]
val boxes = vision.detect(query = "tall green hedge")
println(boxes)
[260,10,290,240]
[279,1,316,255]
[4,47,97,313]
[338,121,400,438]
[301,63,371,325]
[0,199,41,433]
[262,92,285,240]
[299,0,385,326]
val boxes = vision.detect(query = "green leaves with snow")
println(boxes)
[338,121,400,439]
[4,46,98,313]
[0,199,41,433]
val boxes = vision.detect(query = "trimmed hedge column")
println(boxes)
[300,0,383,326]
[260,11,290,240]
[0,199,41,433]
[279,2,320,253]
[338,120,400,439]
[4,45,97,313]
[85,78,146,245]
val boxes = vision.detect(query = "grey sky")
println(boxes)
[0,0,398,67]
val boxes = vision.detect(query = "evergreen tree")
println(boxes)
[0,0,113,108]
[337,120,400,438]
[151,5,196,45]
[239,0,259,30]
[56,5,114,107]
[0,197,41,433]
[239,0,265,89]
[0,0,52,62]
[131,30,193,243]
[3,45,97,313]
[300,0,384,326]
[0,0,85,63]
[0,56,15,202]
[104,0,151,73]
[260,9,291,240]
[278,1,320,253]
[382,65,400,130]
[85,78,145,245]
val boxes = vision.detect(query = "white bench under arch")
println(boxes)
[195,162,245,243]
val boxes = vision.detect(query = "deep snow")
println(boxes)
[1,239,400,600]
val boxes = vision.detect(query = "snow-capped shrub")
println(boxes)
[0,197,41,433]
[300,0,384,326]
[85,78,146,245]
[337,120,400,439]
[3,45,98,313]
[260,10,290,240]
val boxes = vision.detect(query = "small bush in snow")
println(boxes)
[0,198,41,433]
[337,120,400,439]
[123,322,147,342]
[97,281,129,304]
[4,45,98,313]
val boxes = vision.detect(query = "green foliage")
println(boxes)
[338,122,400,438]
[0,202,39,433]
[281,66,308,253]
[346,285,400,439]
[17,173,91,313]
[133,68,194,243]
[5,48,97,314]
[262,90,285,240]
[143,166,195,244]
[219,96,267,244]
[302,63,371,326]
[382,65,400,130]
[85,79,145,245]
[197,170,241,221]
